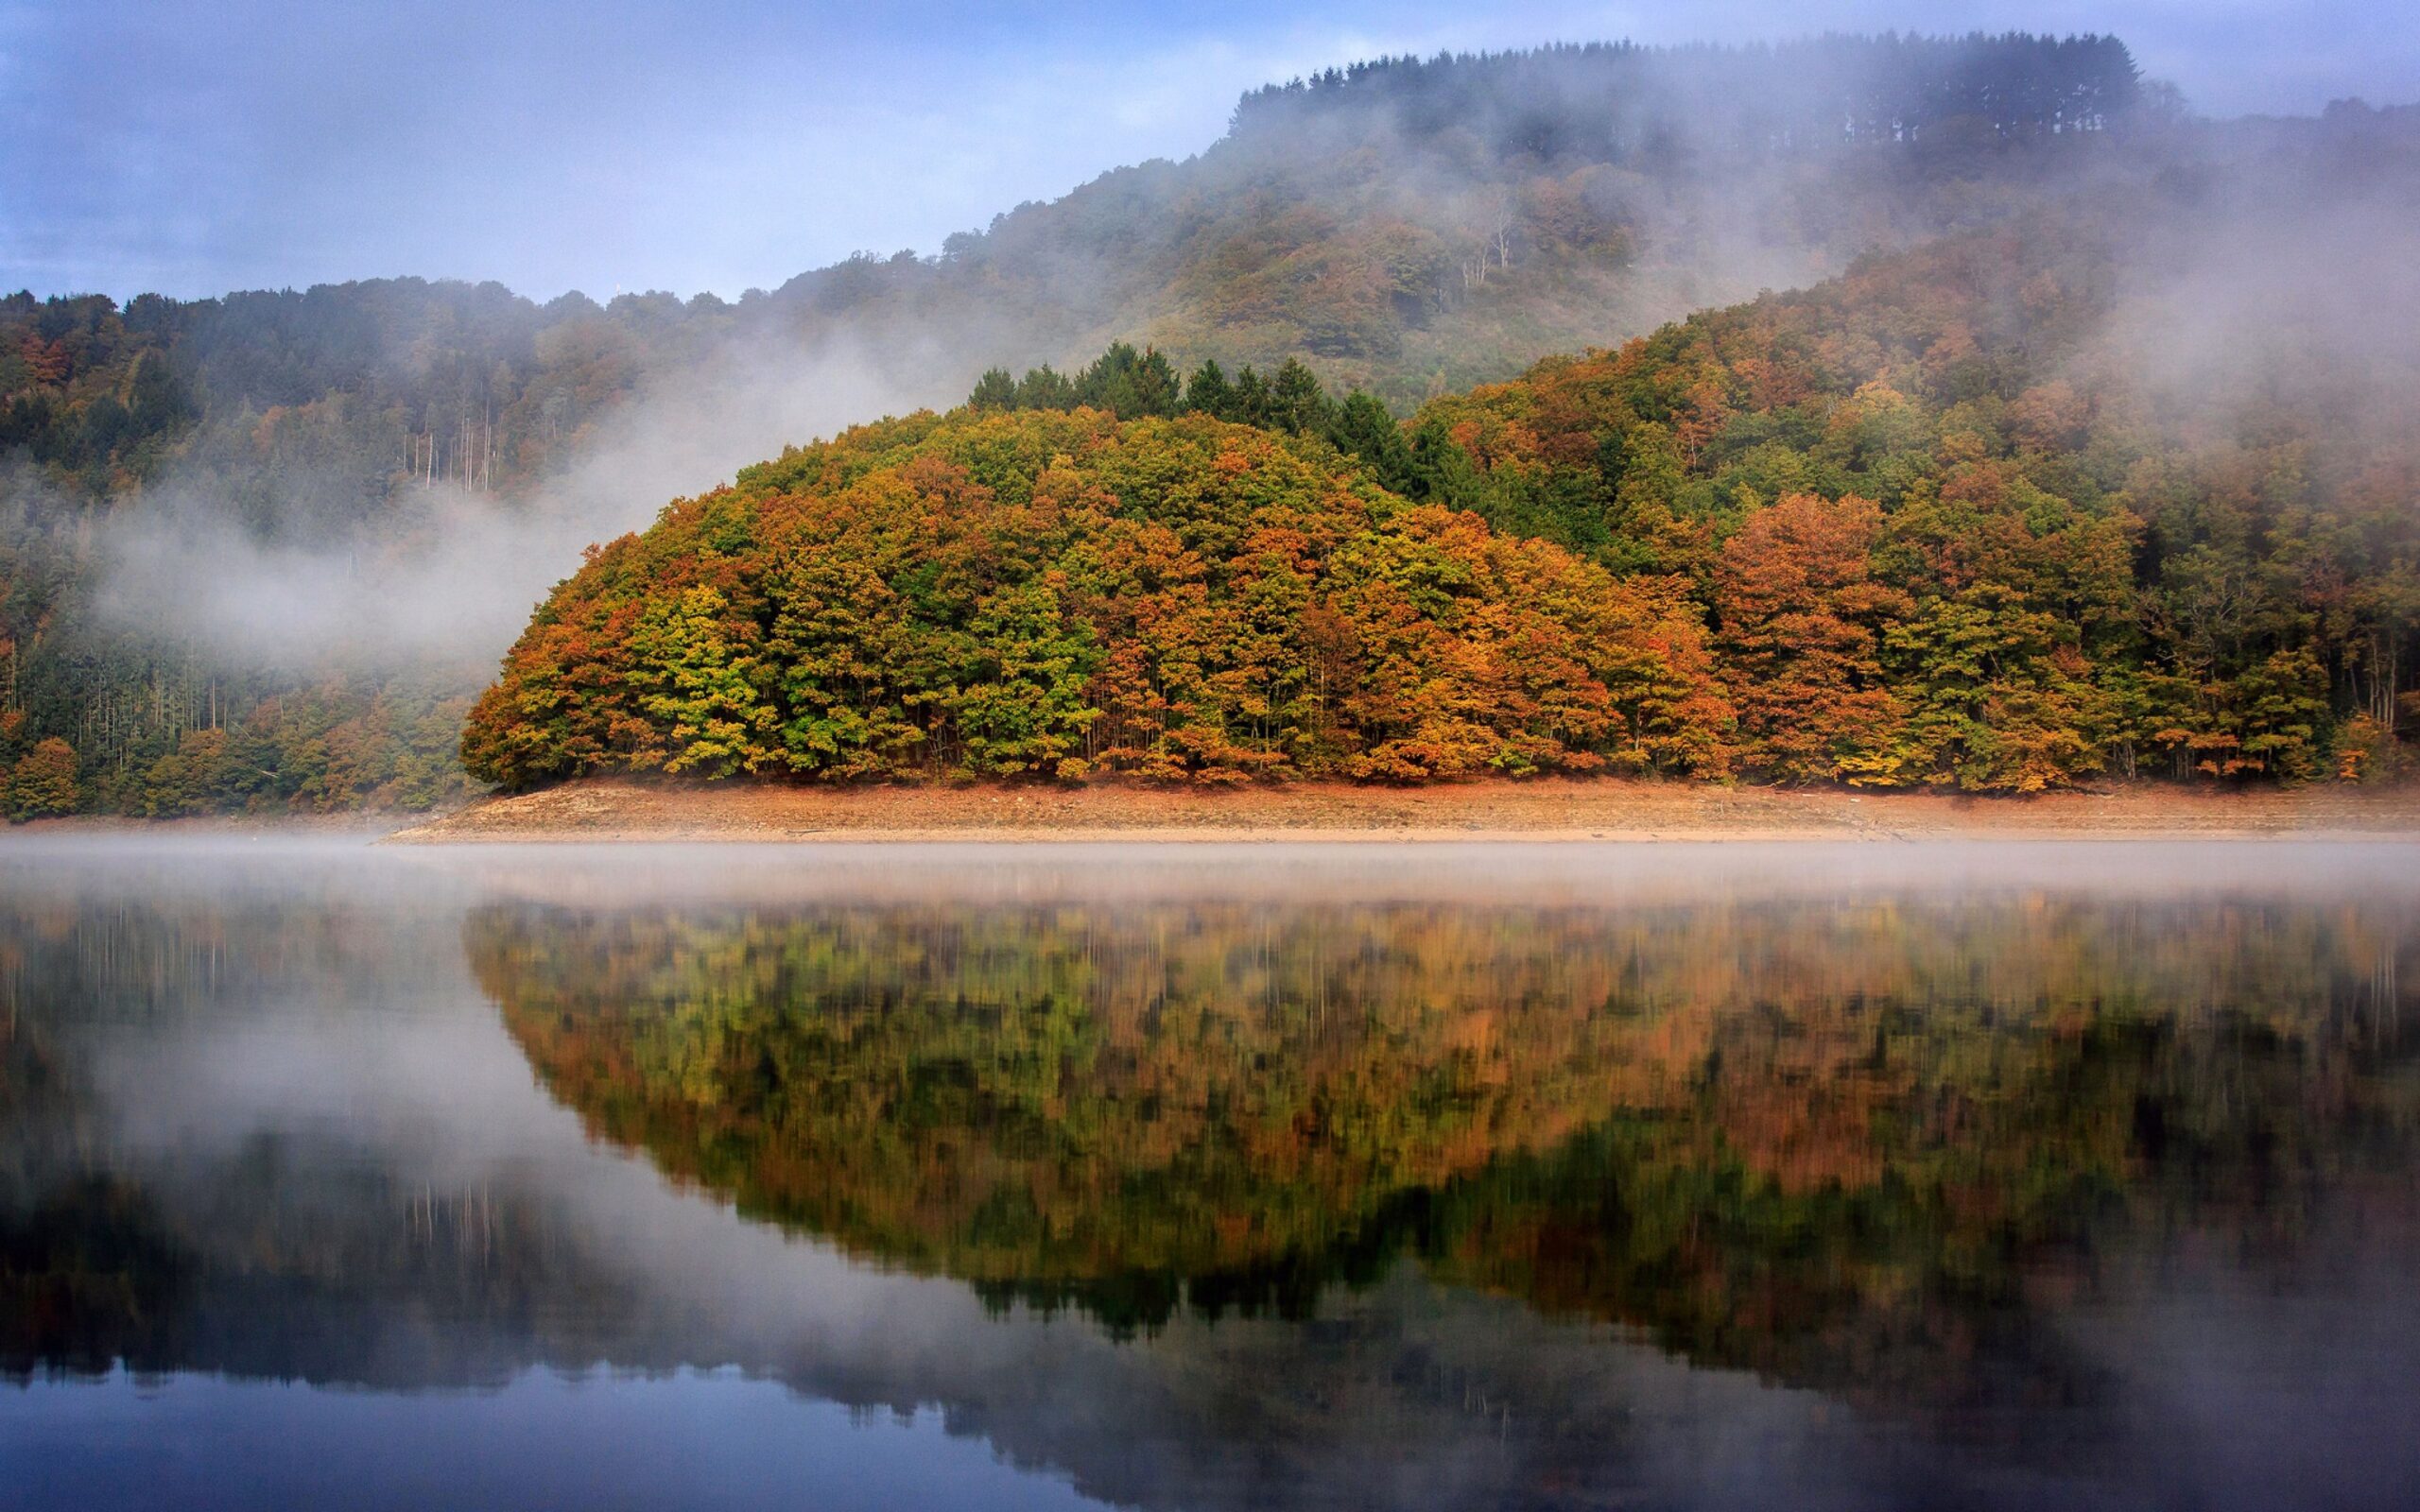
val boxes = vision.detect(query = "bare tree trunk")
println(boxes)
[2380,628,2400,732]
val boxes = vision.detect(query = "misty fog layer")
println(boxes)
[88,333,958,665]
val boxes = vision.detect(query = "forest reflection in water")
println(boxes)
[472,854,2420,1384]
[6,840,2420,1511]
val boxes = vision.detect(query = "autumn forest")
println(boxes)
[7,32,2419,812]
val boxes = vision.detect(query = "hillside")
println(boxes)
[459,188,2420,796]
[5,33,2417,813]
[459,406,1727,788]
[1389,211,2420,786]
[758,168,2419,793]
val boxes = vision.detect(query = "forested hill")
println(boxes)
[6,32,2418,814]
[6,32,2163,498]
[1390,221,2420,787]
[460,171,2420,794]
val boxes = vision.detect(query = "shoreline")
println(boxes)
[379,777,2420,845]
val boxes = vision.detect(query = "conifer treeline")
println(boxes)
[1233,34,2143,154]
[967,343,1395,459]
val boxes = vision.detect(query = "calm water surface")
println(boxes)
[4,838,2418,1511]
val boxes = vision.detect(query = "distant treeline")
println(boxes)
[0,279,734,507]
[1233,34,2143,154]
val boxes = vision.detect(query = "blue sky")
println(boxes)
[3,0,2411,302]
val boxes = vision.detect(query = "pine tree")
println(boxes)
[1270,359,1334,436]
[1184,359,1235,421]
[1230,366,1273,428]
[1326,391,1416,493]
[968,367,1017,409]
[1015,365,1075,410]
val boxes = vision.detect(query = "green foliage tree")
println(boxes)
[627,585,778,778]
[139,729,235,816]
[1325,391,1418,494]
[1182,359,1234,420]
[1270,359,1334,436]
[967,367,1017,409]
[1014,365,1075,410]
[950,580,1101,779]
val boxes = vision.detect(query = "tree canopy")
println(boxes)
[462,406,1727,788]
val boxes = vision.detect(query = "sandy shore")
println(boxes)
[381,777,2420,844]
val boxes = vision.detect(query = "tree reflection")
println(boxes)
[473,890,2420,1406]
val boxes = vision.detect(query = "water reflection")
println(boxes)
[469,882,2420,1403]
[5,841,2420,1511]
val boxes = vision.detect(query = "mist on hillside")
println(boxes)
[87,333,957,666]
[2,32,2415,806]
[58,38,2185,666]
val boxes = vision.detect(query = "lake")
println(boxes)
[5,838,2418,1511]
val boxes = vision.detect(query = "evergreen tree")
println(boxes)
[1184,359,1235,421]
[1327,391,1417,493]
[1015,364,1076,410]
[1270,359,1334,436]
[1074,342,1182,420]
[1075,342,1139,415]
[1132,347,1182,419]
[1231,366,1274,429]
[968,367,1017,409]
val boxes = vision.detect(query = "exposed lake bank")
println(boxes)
[380,777,2420,845]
